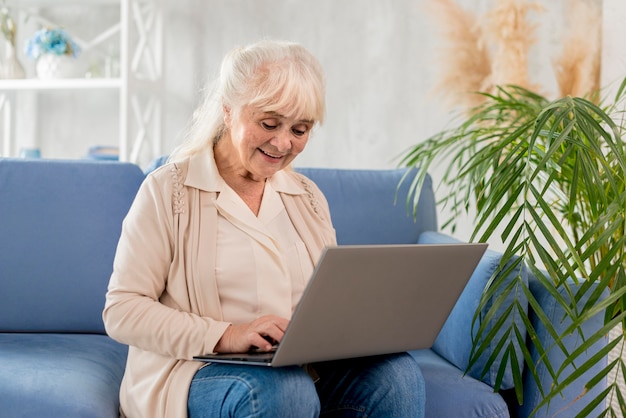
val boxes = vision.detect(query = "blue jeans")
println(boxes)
[188,352,425,417]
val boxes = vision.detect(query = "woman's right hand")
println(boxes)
[214,315,289,353]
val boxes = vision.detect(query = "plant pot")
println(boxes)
[35,54,80,79]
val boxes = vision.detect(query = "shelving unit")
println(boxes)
[0,0,164,164]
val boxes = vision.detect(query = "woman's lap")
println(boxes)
[188,352,424,418]
[188,363,319,417]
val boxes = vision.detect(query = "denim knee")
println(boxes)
[262,367,320,417]
[315,353,425,418]
[188,364,320,418]
[385,352,424,388]
[375,353,425,416]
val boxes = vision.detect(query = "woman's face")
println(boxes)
[221,104,314,180]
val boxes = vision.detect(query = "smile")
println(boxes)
[259,148,284,159]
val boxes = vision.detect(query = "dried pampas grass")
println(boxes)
[425,0,491,109]
[426,0,543,111]
[553,0,602,101]
[483,0,544,91]
[427,0,603,113]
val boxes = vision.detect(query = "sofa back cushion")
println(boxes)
[0,159,144,333]
[142,162,439,244]
[296,167,437,244]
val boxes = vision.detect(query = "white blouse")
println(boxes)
[214,177,315,323]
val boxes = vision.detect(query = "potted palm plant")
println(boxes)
[398,79,626,416]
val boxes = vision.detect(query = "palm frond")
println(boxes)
[398,80,626,415]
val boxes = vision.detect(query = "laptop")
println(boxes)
[194,243,488,367]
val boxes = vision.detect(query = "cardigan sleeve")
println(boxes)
[102,164,230,360]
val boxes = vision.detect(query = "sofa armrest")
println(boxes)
[418,232,610,415]
[417,231,529,391]
[515,274,609,417]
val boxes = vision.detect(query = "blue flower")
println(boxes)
[24,28,81,60]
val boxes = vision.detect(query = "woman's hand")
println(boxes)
[214,315,289,353]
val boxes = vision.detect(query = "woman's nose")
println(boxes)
[271,130,292,152]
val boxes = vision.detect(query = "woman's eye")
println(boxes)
[292,127,308,136]
[262,122,277,130]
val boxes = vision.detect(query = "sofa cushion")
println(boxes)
[0,159,145,333]
[296,167,437,245]
[417,231,529,390]
[410,349,510,417]
[0,333,127,418]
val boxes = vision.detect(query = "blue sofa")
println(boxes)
[0,158,607,417]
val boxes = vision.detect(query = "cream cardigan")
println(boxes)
[103,149,337,418]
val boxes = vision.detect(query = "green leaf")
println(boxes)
[397,79,626,414]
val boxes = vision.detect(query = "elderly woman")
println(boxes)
[103,39,425,418]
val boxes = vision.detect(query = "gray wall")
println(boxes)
[164,0,448,170]
[24,0,610,170]
[13,0,623,245]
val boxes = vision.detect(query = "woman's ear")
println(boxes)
[222,103,232,127]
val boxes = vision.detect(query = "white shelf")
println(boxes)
[0,0,163,164]
[0,78,122,90]
[11,0,120,5]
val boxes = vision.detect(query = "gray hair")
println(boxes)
[170,39,326,161]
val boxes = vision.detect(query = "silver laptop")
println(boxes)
[194,243,488,367]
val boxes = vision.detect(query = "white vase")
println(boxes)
[1,42,26,79]
[36,53,80,79]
